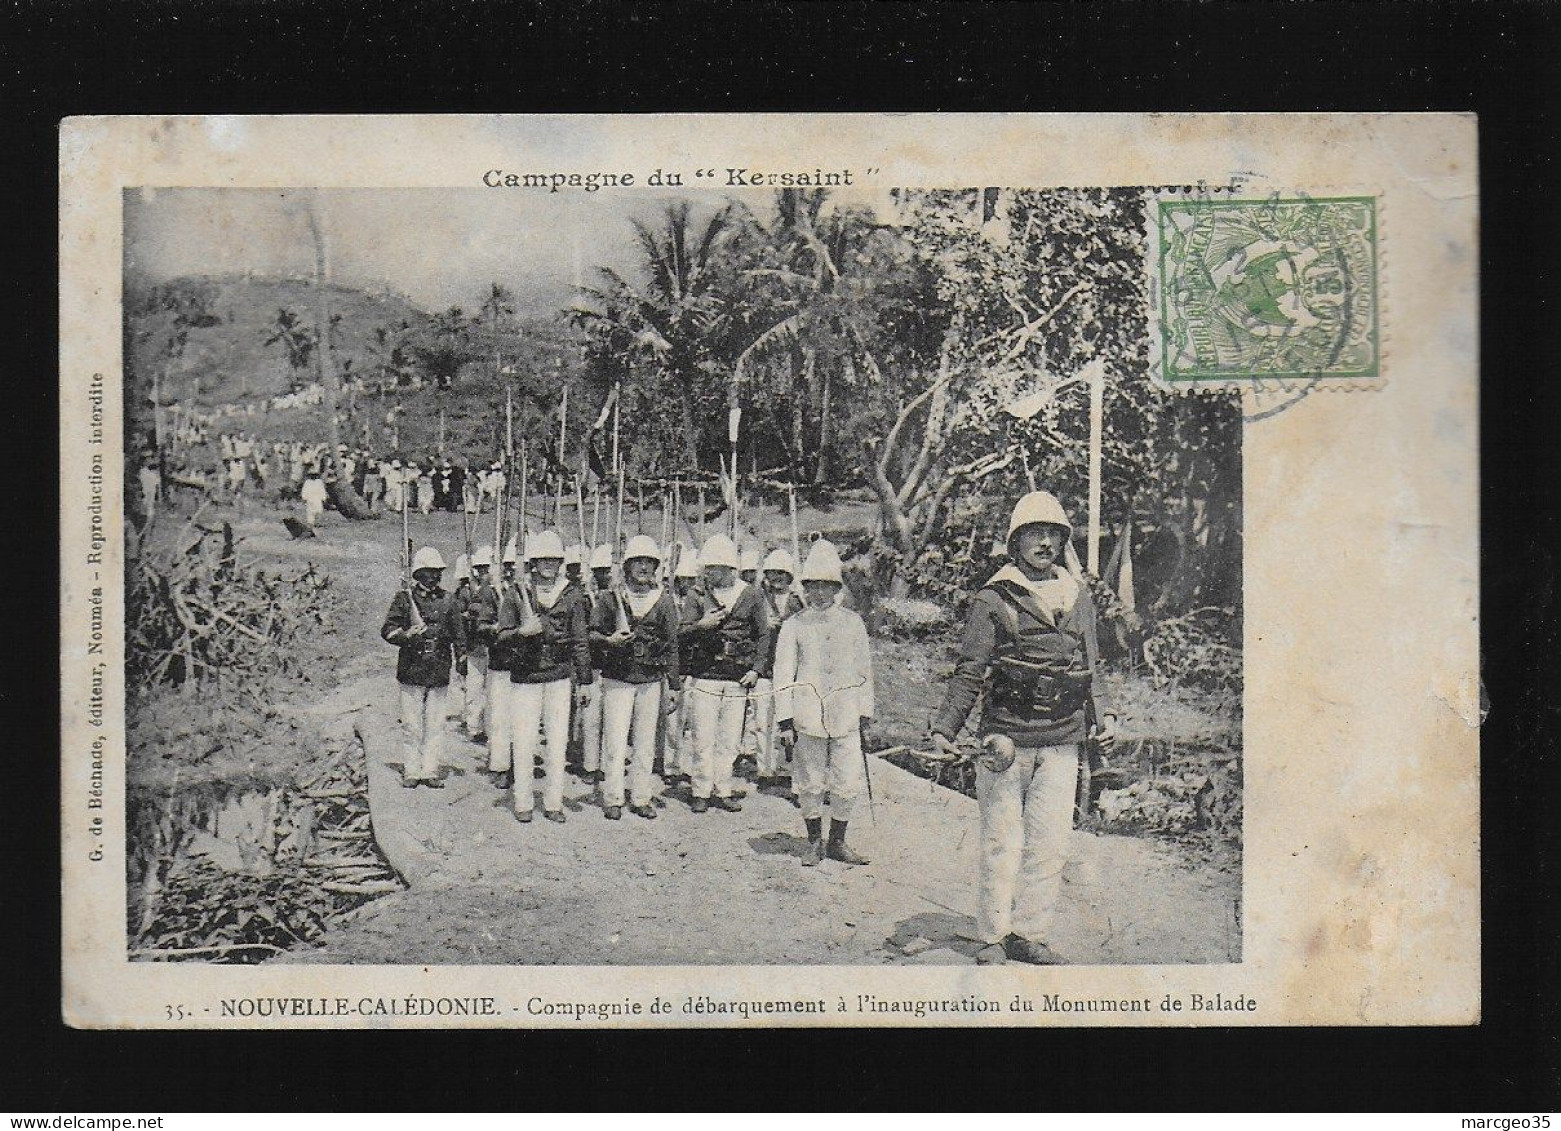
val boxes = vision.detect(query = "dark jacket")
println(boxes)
[590,588,682,688]
[681,583,772,683]
[499,580,593,685]
[472,582,519,672]
[453,577,484,652]
[757,585,803,678]
[932,570,1110,747]
[381,584,466,688]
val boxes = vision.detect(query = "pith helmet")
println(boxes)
[452,552,472,581]
[624,534,662,563]
[501,536,520,565]
[674,544,700,578]
[471,544,495,568]
[411,546,447,572]
[1006,490,1073,543]
[589,543,614,571]
[739,546,762,572]
[761,548,796,577]
[527,529,565,561]
[800,540,844,584]
[701,533,740,570]
[563,543,583,568]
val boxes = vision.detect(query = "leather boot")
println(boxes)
[802,817,824,867]
[1003,935,1065,965]
[826,820,869,865]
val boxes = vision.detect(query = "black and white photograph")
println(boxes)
[55,112,1483,1033]
[120,183,1244,969]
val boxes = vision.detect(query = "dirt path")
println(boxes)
[231,503,1238,966]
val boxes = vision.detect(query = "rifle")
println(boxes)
[590,482,602,552]
[787,483,804,601]
[400,481,426,632]
[573,473,590,588]
[659,479,673,585]
[611,468,632,639]
[614,463,627,561]
[499,443,540,635]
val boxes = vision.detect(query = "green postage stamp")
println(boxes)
[1147,192,1379,388]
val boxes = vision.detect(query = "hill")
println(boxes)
[125,274,592,465]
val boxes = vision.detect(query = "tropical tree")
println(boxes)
[414,307,474,389]
[890,187,1241,617]
[572,201,737,471]
[478,283,517,375]
[731,190,911,484]
[366,319,414,389]
[305,198,371,517]
[263,308,316,391]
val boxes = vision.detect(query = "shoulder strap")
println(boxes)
[985,582,1049,635]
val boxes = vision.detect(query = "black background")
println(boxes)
[5,0,1558,1112]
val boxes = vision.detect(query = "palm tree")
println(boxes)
[734,189,888,483]
[572,201,735,471]
[479,283,516,375]
[418,307,473,389]
[263,308,315,391]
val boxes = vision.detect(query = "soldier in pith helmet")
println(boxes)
[590,535,682,821]
[499,530,593,824]
[929,491,1117,965]
[680,534,771,813]
[381,547,467,788]
[462,544,495,741]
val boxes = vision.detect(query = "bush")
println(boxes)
[878,596,953,641]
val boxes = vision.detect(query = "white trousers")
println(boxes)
[743,677,783,774]
[398,683,448,781]
[510,678,572,814]
[975,744,1079,945]
[600,678,662,807]
[304,499,323,527]
[688,677,746,799]
[792,730,864,823]
[663,695,688,775]
[580,677,604,772]
[464,647,488,733]
[486,671,514,772]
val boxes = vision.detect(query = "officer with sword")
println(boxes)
[927,490,1117,965]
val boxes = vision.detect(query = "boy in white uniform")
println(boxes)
[773,540,874,867]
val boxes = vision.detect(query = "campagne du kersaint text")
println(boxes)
[482,167,856,193]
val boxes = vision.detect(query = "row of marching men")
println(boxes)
[381,529,876,866]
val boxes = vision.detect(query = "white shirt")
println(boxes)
[773,604,874,739]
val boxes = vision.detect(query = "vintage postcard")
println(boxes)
[59,113,1478,1028]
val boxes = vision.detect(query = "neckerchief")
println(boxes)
[625,585,662,620]
[533,576,567,611]
[988,563,1079,625]
[710,579,747,614]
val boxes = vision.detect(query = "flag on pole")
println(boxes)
[588,385,618,482]
[592,386,618,431]
[1116,521,1135,612]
